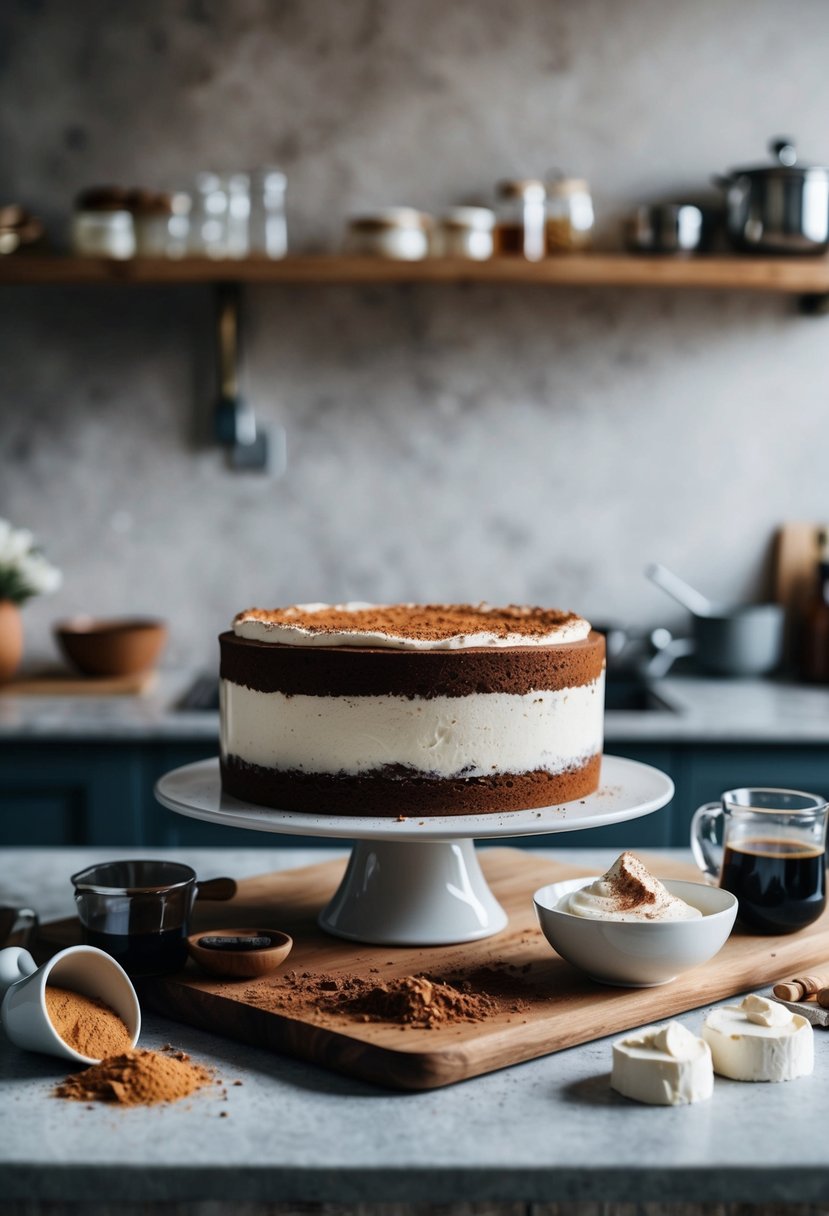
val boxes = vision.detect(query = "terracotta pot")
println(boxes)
[0,601,23,683]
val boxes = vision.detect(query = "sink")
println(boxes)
[177,674,220,711]
[604,677,676,713]
[177,674,676,714]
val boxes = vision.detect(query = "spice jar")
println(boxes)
[493,179,546,261]
[545,176,594,253]
[345,208,433,259]
[432,206,495,259]
[71,186,135,259]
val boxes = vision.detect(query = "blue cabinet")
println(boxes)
[671,745,829,847]
[0,744,143,845]
[1,738,827,849]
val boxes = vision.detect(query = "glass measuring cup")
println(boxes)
[71,861,235,977]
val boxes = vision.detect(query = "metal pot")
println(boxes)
[692,604,784,677]
[714,137,829,254]
[625,204,716,254]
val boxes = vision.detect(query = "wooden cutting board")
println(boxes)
[39,849,829,1091]
[774,522,822,665]
[2,668,157,695]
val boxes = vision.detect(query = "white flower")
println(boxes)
[0,518,62,604]
[18,551,62,595]
[0,522,34,564]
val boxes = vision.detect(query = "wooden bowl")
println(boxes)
[54,616,167,677]
[187,927,293,979]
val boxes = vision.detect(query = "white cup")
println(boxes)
[0,945,141,1064]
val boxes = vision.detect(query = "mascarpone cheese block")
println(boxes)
[611,1021,714,1105]
[559,851,702,921]
[702,994,814,1082]
[219,602,606,816]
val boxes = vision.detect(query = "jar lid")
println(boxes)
[348,208,434,232]
[440,206,496,230]
[496,179,546,202]
[75,185,131,212]
[546,176,590,197]
[126,189,175,215]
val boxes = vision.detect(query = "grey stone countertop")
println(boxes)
[2,846,829,1206]
[2,669,829,744]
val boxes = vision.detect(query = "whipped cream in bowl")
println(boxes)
[534,852,737,987]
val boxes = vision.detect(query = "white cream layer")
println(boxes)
[234,602,591,650]
[220,674,604,778]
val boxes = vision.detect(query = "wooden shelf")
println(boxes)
[2,253,829,294]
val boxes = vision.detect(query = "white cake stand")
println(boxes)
[155,756,673,947]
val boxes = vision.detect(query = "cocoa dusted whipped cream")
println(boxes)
[233,602,590,650]
[559,852,702,922]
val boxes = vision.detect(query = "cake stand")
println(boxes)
[155,756,673,947]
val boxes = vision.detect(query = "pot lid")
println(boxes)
[726,137,829,179]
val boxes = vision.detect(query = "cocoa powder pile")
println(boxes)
[45,985,132,1059]
[54,1047,212,1106]
[243,965,532,1029]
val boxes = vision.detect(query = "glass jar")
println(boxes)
[493,179,546,261]
[188,172,229,258]
[165,192,192,259]
[248,168,287,259]
[225,173,251,259]
[345,208,432,259]
[432,206,495,259]
[128,191,176,258]
[545,176,594,253]
[71,209,135,259]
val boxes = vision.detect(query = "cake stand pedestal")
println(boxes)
[155,755,673,947]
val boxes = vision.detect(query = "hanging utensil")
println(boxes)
[645,563,719,617]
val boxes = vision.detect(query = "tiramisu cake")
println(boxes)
[219,603,605,816]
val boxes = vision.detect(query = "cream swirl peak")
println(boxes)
[560,852,702,922]
[233,602,591,650]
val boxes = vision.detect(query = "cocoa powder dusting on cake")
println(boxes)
[235,603,582,643]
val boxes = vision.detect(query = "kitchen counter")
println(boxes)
[2,846,829,1208]
[3,671,829,744]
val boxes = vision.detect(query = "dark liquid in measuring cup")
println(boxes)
[83,926,189,977]
[721,838,826,934]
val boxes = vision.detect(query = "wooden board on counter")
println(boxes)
[39,849,829,1091]
[2,668,157,695]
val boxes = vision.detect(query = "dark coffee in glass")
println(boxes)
[720,837,826,934]
[692,787,828,936]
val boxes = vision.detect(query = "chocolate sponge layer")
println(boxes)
[220,630,605,699]
[220,754,602,817]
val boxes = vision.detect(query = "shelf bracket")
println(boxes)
[214,282,272,472]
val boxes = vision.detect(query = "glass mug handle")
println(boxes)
[690,801,725,885]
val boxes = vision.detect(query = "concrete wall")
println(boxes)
[1,0,828,668]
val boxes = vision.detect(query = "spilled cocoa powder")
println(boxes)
[54,1046,213,1106]
[241,963,534,1030]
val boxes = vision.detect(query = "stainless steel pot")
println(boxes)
[625,204,712,254]
[715,137,829,254]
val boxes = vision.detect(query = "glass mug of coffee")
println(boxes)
[691,787,828,934]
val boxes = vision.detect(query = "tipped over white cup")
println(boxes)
[0,945,141,1064]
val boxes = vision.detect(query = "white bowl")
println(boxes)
[533,877,738,988]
